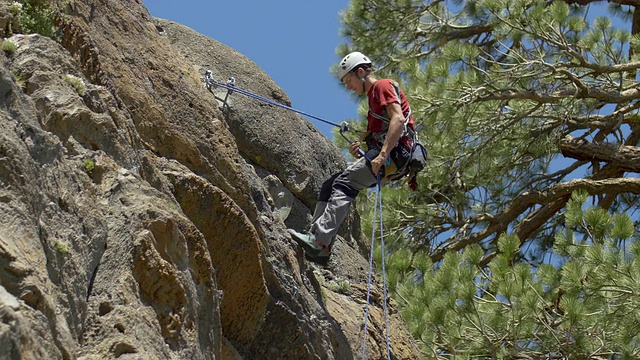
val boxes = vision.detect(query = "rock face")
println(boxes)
[0,1,421,359]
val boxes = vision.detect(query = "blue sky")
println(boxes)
[142,1,615,144]
[143,1,355,139]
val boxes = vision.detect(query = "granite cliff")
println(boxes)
[0,1,421,359]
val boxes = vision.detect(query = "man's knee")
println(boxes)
[334,182,359,199]
[319,173,341,202]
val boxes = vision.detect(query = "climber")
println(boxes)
[288,51,416,262]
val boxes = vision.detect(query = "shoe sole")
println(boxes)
[305,252,331,265]
[290,234,322,257]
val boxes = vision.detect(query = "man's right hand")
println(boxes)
[349,141,362,158]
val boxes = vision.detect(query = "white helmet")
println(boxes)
[337,51,372,80]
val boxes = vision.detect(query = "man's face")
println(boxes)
[341,72,362,94]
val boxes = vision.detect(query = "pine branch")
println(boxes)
[562,0,640,7]
[431,178,640,262]
[560,135,640,172]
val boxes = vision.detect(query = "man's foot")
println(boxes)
[288,229,323,257]
[306,249,331,265]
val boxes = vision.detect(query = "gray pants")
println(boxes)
[311,154,378,247]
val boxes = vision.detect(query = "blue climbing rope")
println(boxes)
[203,71,343,129]
[379,181,392,359]
[362,180,377,359]
[362,174,392,360]
[205,71,367,156]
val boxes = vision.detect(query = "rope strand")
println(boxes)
[362,174,392,360]
[361,177,378,359]
[204,75,343,129]
[379,185,392,360]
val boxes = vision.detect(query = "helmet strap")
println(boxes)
[356,67,369,93]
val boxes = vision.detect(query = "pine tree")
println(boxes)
[339,0,640,357]
[392,193,640,357]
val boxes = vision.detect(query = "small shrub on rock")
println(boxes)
[64,74,86,96]
[1,40,17,54]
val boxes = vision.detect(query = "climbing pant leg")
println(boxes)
[311,201,328,224]
[310,173,340,225]
[318,173,341,203]
[312,157,377,247]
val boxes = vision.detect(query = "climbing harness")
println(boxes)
[203,72,396,358]
[367,81,427,189]
[362,174,392,360]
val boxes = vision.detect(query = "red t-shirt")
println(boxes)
[366,79,414,132]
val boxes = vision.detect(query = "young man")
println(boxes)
[288,51,415,262]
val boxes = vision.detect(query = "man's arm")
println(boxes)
[371,102,405,174]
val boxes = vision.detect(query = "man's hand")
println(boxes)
[370,152,388,175]
[351,141,387,175]
[349,141,362,158]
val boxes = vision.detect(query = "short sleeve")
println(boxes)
[372,80,400,107]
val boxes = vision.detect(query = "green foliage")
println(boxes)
[341,0,640,263]
[340,0,640,357]
[12,0,57,37]
[11,69,26,91]
[9,2,22,16]
[314,269,352,296]
[394,196,640,357]
[327,278,352,295]
[64,74,86,96]
[612,212,634,240]
[83,158,94,174]
[55,241,68,254]
[1,40,17,54]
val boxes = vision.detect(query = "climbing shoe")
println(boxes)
[306,248,331,265]
[287,229,322,257]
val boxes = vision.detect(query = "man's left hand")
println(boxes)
[370,154,386,175]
